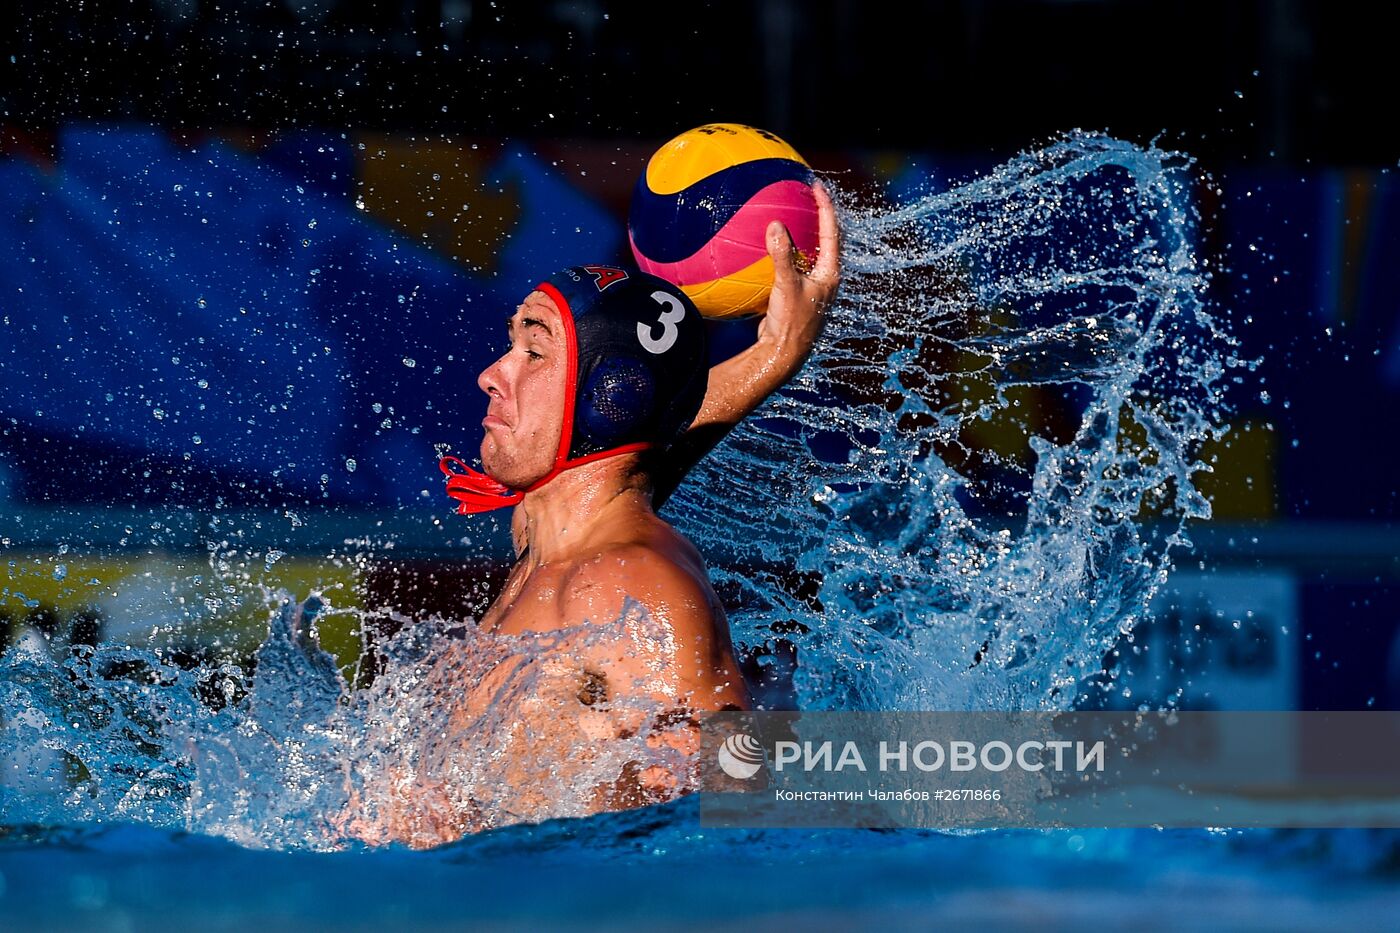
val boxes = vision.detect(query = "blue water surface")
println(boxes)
[2,806,1398,931]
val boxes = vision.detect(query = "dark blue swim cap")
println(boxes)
[537,265,708,461]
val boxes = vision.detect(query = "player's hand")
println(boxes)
[653,180,841,509]
[758,178,842,369]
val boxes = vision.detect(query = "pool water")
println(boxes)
[3,808,1397,930]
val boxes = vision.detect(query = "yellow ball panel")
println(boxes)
[680,254,777,319]
[645,123,810,196]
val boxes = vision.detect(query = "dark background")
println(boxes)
[1,0,1394,166]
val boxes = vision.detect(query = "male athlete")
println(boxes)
[440,181,840,720]
[334,183,839,844]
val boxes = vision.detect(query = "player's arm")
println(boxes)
[652,180,843,507]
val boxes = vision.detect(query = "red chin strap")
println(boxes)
[439,444,652,515]
[439,456,522,514]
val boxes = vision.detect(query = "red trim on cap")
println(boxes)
[559,441,653,472]
[520,441,653,494]
[535,280,577,469]
[527,281,654,491]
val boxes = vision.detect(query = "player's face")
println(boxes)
[477,291,568,487]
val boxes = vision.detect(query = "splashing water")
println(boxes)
[670,131,1234,713]
[3,596,690,850]
[0,132,1235,849]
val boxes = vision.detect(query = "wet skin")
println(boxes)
[346,182,843,844]
[476,182,841,790]
[475,176,842,659]
[473,290,749,715]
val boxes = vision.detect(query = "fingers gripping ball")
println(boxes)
[629,123,819,320]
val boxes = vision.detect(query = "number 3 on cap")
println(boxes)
[637,290,685,355]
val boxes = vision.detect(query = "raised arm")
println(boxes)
[653,180,843,507]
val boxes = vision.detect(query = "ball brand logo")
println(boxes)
[717,732,765,780]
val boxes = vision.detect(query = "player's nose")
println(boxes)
[478,357,505,398]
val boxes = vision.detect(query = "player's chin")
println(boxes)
[480,445,539,489]
[479,439,509,482]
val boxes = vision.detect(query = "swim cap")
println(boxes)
[441,265,708,514]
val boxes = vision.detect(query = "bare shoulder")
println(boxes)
[560,536,716,633]
[559,539,746,709]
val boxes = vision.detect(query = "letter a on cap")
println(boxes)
[583,265,629,291]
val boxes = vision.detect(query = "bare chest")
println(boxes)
[471,559,615,709]
[477,559,571,636]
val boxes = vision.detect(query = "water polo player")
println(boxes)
[324,185,839,843]
[439,181,840,765]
